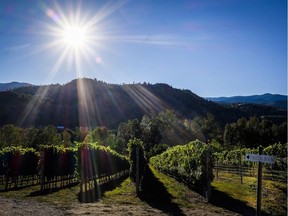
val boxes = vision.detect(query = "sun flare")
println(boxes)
[61,25,88,49]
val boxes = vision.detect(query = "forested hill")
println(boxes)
[0,81,32,92]
[206,93,287,109]
[0,78,286,129]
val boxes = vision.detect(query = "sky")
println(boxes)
[0,0,286,97]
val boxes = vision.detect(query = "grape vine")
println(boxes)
[150,140,213,192]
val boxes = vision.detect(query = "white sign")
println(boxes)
[245,154,275,164]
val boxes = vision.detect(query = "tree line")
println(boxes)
[0,110,286,157]
[223,117,287,148]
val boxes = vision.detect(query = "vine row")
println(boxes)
[150,140,213,193]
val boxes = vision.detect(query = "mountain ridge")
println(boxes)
[0,78,286,129]
[0,82,33,92]
[1,81,285,105]
[206,93,287,109]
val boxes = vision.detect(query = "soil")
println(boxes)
[0,196,64,216]
[0,196,238,216]
[66,202,238,216]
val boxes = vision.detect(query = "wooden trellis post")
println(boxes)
[238,153,243,184]
[136,147,140,195]
[206,150,211,202]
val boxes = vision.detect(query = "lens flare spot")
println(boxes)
[95,57,103,64]
[46,9,59,22]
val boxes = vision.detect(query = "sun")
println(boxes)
[38,0,129,79]
[61,25,88,49]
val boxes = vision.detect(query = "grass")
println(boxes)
[0,168,285,215]
[0,182,80,208]
[212,175,256,204]
[102,165,196,208]
[0,166,218,215]
[0,176,143,208]
[102,178,143,205]
[212,171,287,216]
[147,165,196,208]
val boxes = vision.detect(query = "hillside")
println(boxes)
[0,82,32,92]
[0,78,286,129]
[206,93,287,109]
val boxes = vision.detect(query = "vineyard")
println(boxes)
[0,147,39,189]
[1,142,285,192]
[213,143,287,182]
[0,140,286,215]
[149,141,287,215]
[150,140,213,197]
[0,144,129,202]
[78,143,129,202]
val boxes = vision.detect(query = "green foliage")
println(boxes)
[40,125,61,146]
[264,143,287,158]
[140,115,162,154]
[0,146,39,177]
[77,142,129,182]
[191,114,223,143]
[0,125,75,150]
[146,143,169,158]
[0,124,24,147]
[75,127,88,142]
[105,131,118,151]
[209,139,223,153]
[263,143,287,171]
[39,144,76,153]
[116,119,142,155]
[84,127,109,146]
[62,129,73,147]
[214,148,258,167]
[116,110,203,156]
[127,138,146,184]
[224,117,287,148]
[142,110,199,149]
[0,146,35,154]
[150,140,213,192]
[39,145,77,180]
[214,143,287,171]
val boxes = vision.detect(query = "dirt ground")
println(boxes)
[0,196,64,216]
[0,196,238,216]
[66,202,238,216]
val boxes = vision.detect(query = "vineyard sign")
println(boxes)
[245,154,275,164]
[245,148,275,216]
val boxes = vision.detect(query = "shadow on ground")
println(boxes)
[0,183,39,192]
[27,174,128,203]
[211,186,269,216]
[78,173,129,203]
[272,182,287,194]
[28,182,79,197]
[139,165,184,216]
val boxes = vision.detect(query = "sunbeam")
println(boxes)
[123,84,167,114]
[76,79,98,128]
[17,0,191,129]
[17,85,52,126]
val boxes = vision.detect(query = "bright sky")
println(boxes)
[0,0,286,97]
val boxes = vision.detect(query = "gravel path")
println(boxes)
[0,196,237,216]
[67,202,238,216]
